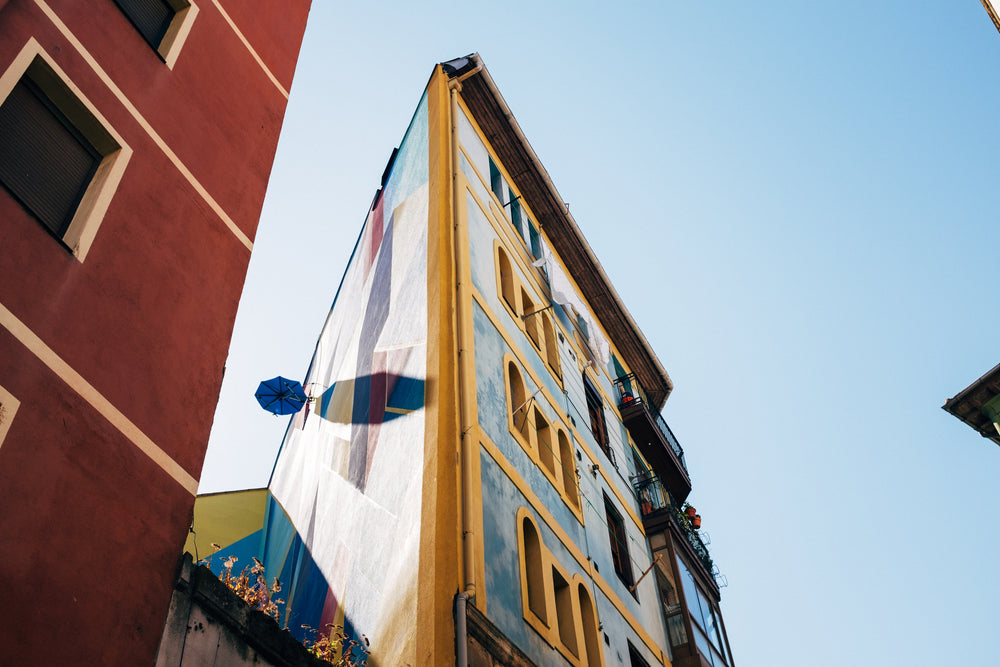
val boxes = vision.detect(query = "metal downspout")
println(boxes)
[448,63,481,667]
[454,591,470,667]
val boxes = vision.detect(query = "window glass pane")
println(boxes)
[697,588,724,656]
[604,495,633,587]
[583,373,607,447]
[676,556,703,627]
[529,221,541,259]
[612,353,627,380]
[509,196,524,236]
[666,613,688,647]
[691,623,716,666]
[489,157,504,201]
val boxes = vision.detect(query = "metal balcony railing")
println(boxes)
[614,373,688,474]
[632,476,713,577]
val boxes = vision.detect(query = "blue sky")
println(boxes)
[202,3,1000,665]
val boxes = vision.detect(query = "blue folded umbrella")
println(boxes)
[255,376,308,415]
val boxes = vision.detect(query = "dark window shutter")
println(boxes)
[114,0,175,49]
[0,78,101,237]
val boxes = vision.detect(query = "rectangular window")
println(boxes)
[115,0,176,48]
[677,554,730,665]
[605,495,634,589]
[113,0,198,68]
[628,642,651,667]
[0,47,131,261]
[509,195,525,237]
[489,156,504,202]
[0,77,101,239]
[667,612,688,648]
[528,221,542,259]
[583,373,608,449]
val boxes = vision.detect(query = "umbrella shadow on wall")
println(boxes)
[260,371,427,493]
[315,371,426,493]
[255,372,426,424]
[311,372,425,426]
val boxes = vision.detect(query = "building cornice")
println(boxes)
[942,362,1000,446]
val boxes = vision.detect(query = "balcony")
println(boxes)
[614,373,691,503]
[632,476,715,585]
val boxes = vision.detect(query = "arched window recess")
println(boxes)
[520,302,556,322]
[512,384,544,433]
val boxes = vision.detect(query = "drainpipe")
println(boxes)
[454,591,471,667]
[447,61,482,667]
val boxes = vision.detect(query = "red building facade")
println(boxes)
[0,1,309,663]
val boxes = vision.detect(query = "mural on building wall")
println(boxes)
[206,93,430,652]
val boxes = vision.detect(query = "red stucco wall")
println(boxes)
[0,0,310,663]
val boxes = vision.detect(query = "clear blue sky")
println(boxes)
[202,3,1000,665]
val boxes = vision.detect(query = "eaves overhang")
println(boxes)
[942,362,1000,447]
[441,54,674,408]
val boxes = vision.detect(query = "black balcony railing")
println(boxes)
[632,476,714,577]
[614,373,688,474]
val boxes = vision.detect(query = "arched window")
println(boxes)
[578,583,603,667]
[542,314,562,379]
[552,567,578,657]
[558,430,579,509]
[521,516,547,621]
[508,361,530,441]
[498,247,517,315]
[536,407,555,477]
[521,287,541,350]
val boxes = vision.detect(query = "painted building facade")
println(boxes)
[0,1,309,664]
[195,54,734,667]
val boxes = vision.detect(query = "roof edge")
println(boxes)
[445,54,674,406]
